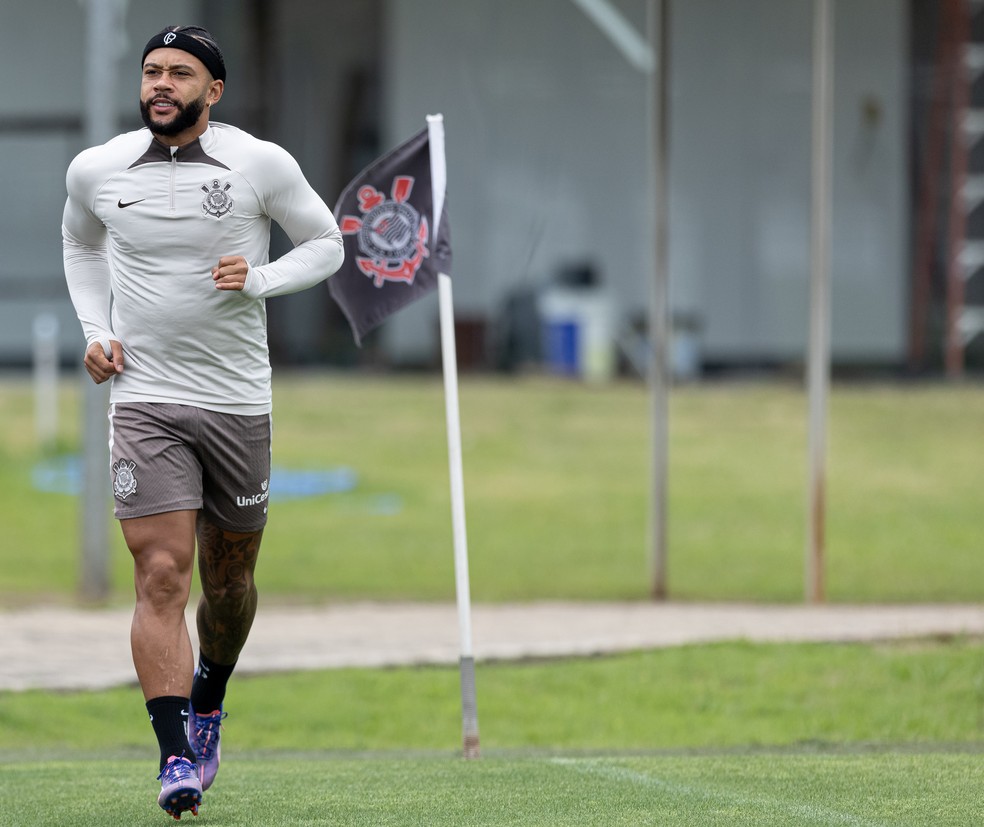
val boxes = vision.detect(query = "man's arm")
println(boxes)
[237,144,344,299]
[62,166,124,382]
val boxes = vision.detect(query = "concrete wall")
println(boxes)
[0,0,198,364]
[383,0,655,363]
[202,0,383,365]
[385,0,910,365]
[0,0,910,369]
[671,0,909,362]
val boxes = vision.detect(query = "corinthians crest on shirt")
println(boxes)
[202,179,234,218]
[339,176,429,288]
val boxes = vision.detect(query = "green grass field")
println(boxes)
[2,373,983,604]
[2,639,984,824]
[4,750,983,826]
[2,373,983,824]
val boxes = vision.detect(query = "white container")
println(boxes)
[538,288,616,382]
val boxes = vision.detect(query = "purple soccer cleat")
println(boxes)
[188,704,227,790]
[157,755,202,820]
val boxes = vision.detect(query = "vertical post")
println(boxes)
[909,0,959,371]
[33,314,60,452]
[79,0,125,602]
[428,114,480,759]
[806,0,834,604]
[648,0,671,599]
[945,0,971,378]
[439,273,480,759]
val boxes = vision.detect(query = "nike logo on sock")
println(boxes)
[180,710,189,719]
[117,198,146,208]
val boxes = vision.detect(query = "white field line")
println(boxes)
[550,757,891,827]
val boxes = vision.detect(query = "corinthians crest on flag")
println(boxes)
[330,127,452,345]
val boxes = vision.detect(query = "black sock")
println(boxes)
[190,652,236,714]
[146,696,195,772]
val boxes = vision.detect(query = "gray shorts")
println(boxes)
[108,402,271,531]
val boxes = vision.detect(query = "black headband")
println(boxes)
[142,30,226,82]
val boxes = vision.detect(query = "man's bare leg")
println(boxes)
[188,516,263,790]
[195,515,262,665]
[122,510,198,700]
[122,507,201,818]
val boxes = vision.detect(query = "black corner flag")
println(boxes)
[330,128,452,346]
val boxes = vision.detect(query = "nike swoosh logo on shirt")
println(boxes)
[117,198,146,208]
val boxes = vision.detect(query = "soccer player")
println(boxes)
[62,25,343,819]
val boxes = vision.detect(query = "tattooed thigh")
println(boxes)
[196,515,263,603]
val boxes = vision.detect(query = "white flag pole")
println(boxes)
[427,113,480,759]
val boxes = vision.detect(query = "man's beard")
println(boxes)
[140,93,207,138]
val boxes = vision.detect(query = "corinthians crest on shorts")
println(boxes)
[113,459,138,500]
[330,127,452,346]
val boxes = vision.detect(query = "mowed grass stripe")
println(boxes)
[552,757,889,827]
[4,640,983,758]
[2,753,983,826]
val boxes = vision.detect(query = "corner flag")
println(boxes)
[331,116,479,759]
[331,127,453,345]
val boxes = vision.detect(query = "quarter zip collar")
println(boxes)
[128,127,228,170]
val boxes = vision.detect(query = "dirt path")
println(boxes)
[4,601,982,692]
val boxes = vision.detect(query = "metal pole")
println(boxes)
[33,313,60,452]
[79,0,124,602]
[945,0,971,378]
[648,0,671,600]
[569,0,656,73]
[806,0,834,604]
[909,0,960,372]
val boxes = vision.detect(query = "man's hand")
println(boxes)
[212,256,249,291]
[84,339,124,384]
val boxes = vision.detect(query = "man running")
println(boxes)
[62,24,343,819]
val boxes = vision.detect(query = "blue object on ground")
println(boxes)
[32,456,358,502]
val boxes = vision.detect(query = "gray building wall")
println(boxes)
[0,0,198,364]
[0,0,909,369]
[385,0,909,365]
[671,0,908,362]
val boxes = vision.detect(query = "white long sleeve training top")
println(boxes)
[62,122,344,415]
